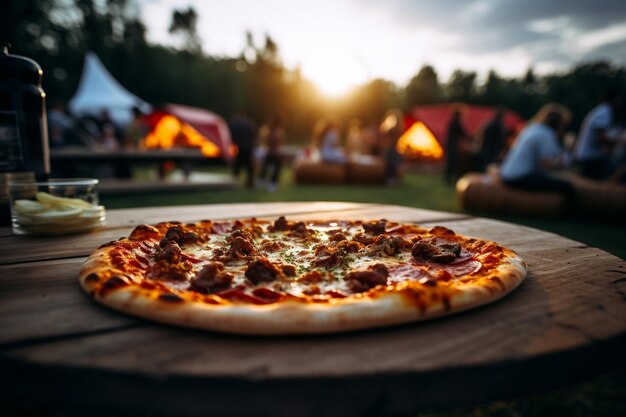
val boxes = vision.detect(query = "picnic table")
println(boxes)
[50,147,225,179]
[0,202,624,416]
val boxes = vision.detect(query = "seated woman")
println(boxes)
[314,118,347,164]
[499,103,575,205]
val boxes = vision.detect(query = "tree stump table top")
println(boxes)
[1,202,624,417]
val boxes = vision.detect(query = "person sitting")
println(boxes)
[313,118,346,164]
[499,103,575,208]
[574,87,623,180]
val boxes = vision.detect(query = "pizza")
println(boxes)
[79,217,527,334]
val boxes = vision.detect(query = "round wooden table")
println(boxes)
[0,202,624,416]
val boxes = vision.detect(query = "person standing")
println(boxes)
[125,106,148,149]
[229,111,258,188]
[479,108,506,171]
[444,105,469,184]
[500,103,575,206]
[379,109,405,186]
[259,116,285,192]
[574,87,623,179]
[345,119,364,157]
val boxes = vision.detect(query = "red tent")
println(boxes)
[405,104,526,148]
[142,103,233,160]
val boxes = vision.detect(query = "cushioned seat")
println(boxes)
[456,171,626,218]
[456,173,565,217]
[293,160,346,184]
[293,156,390,185]
[559,173,626,217]
[346,157,386,184]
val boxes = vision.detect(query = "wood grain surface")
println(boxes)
[0,202,624,417]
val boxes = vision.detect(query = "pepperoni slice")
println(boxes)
[211,222,232,234]
[427,259,482,276]
[448,250,474,265]
[252,288,283,303]
[387,263,429,282]
[388,258,482,281]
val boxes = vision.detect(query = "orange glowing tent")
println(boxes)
[404,104,525,158]
[142,103,233,160]
[396,120,444,161]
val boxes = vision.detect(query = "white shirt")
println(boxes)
[574,103,612,160]
[500,123,562,180]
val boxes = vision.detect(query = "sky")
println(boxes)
[141,0,626,96]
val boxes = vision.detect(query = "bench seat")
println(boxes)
[456,172,626,218]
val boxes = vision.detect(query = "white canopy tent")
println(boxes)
[68,52,151,127]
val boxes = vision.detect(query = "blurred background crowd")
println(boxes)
[3,1,625,201]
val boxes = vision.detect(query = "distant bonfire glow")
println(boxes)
[396,121,444,161]
[142,115,221,157]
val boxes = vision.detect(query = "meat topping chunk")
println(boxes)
[311,252,340,269]
[154,241,182,263]
[367,263,389,278]
[165,225,184,242]
[329,231,347,242]
[273,216,289,231]
[183,231,200,244]
[280,264,297,276]
[411,240,461,264]
[336,240,364,253]
[367,235,409,256]
[245,258,283,284]
[345,269,387,293]
[287,221,314,238]
[311,245,341,268]
[189,262,234,293]
[160,226,200,247]
[229,236,257,260]
[227,229,255,244]
[260,239,286,253]
[352,232,375,245]
[363,220,387,236]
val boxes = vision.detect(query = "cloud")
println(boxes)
[582,39,626,65]
[356,0,626,68]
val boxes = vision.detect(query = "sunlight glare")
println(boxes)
[303,57,368,98]
[311,73,356,97]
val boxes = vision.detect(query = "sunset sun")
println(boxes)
[304,57,368,97]
[310,72,356,97]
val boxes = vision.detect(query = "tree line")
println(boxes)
[3,0,625,142]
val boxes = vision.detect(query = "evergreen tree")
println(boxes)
[169,7,202,54]
[447,70,477,102]
[405,65,443,105]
